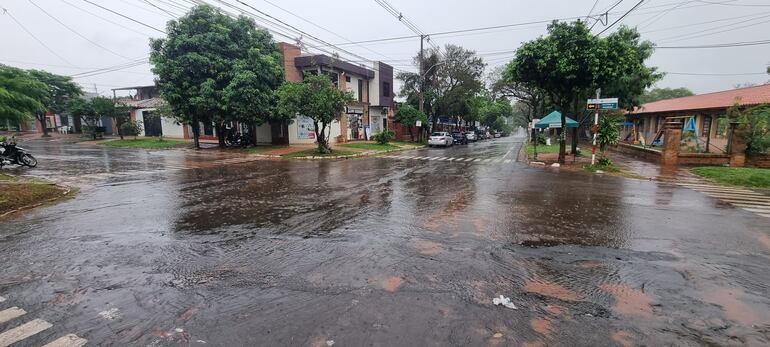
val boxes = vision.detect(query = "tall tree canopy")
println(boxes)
[394,104,428,141]
[150,5,284,148]
[507,21,659,163]
[26,69,82,137]
[396,45,485,131]
[0,66,49,125]
[639,87,694,104]
[275,74,353,153]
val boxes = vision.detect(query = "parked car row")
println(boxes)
[428,130,498,147]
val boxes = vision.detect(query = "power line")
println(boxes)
[80,0,166,34]
[257,0,395,61]
[597,0,645,35]
[141,0,179,17]
[657,14,770,43]
[665,71,768,76]
[28,0,134,60]
[0,7,75,66]
[591,0,624,30]
[58,0,156,36]
[656,39,770,48]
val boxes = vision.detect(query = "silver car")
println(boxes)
[428,132,454,147]
[465,132,478,142]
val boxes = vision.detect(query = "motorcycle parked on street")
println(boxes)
[0,137,38,168]
[224,130,251,148]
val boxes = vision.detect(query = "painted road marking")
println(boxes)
[504,159,512,164]
[732,203,770,208]
[42,334,88,347]
[719,199,770,207]
[0,296,5,303]
[741,207,770,213]
[683,185,764,195]
[700,193,770,203]
[473,158,481,162]
[758,213,770,218]
[428,157,438,160]
[0,318,53,347]
[0,307,26,324]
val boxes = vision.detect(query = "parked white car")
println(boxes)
[465,131,478,142]
[428,132,454,147]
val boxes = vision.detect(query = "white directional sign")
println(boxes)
[587,98,618,104]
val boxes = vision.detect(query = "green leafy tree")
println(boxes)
[150,5,284,148]
[275,74,353,153]
[67,98,100,139]
[639,87,694,104]
[597,113,621,154]
[0,66,48,126]
[91,97,131,139]
[507,21,659,163]
[397,45,485,133]
[27,69,82,137]
[394,104,428,141]
[729,104,770,155]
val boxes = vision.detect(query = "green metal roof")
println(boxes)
[534,111,579,129]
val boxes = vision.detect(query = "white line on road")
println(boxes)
[504,159,512,164]
[0,318,52,347]
[758,213,770,218]
[719,199,770,207]
[428,157,438,160]
[702,193,770,203]
[741,207,770,214]
[483,158,492,162]
[473,158,481,162]
[687,186,764,195]
[447,158,455,161]
[42,334,88,347]
[0,296,5,303]
[0,307,26,324]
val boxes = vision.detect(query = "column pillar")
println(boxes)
[728,122,747,167]
[661,118,683,166]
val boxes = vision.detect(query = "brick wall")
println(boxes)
[677,153,730,166]
[747,154,770,168]
[609,143,662,161]
[278,42,302,82]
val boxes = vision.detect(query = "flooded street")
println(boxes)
[1,137,769,346]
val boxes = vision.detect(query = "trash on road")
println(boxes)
[551,163,560,168]
[98,307,120,320]
[492,295,518,309]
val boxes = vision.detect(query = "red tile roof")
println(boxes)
[632,84,770,115]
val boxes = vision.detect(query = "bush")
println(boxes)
[597,156,612,166]
[0,135,6,143]
[373,130,395,145]
[120,120,143,138]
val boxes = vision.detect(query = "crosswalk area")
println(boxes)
[0,295,87,347]
[380,154,515,165]
[677,182,770,218]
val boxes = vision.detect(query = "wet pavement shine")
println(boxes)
[1,137,769,346]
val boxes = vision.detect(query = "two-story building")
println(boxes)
[112,42,395,145]
[262,42,394,145]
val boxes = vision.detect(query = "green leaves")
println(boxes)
[0,66,49,123]
[150,5,284,132]
[394,104,428,127]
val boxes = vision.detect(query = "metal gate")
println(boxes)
[143,111,163,137]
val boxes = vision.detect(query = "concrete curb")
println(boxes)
[275,145,425,160]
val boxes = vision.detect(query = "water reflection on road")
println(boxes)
[0,137,768,346]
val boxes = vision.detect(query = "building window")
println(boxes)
[358,80,363,102]
[383,82,391,97]
[345,75,351,83]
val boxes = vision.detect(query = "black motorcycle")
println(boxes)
[0,139,37,168]
[224,130,250,148]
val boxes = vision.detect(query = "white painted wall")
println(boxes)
[135,109,146,136]
[161,116,184,138]
[135,108,185,138]
[255,123,272,144]
[370,62,381,105]
[288,118,342,144]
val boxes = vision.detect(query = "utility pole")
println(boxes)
[591,88,601,165]
[419,34,425,113]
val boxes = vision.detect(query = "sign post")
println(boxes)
[591,89,601,166]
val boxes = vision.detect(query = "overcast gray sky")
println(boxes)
[2,0,769,98]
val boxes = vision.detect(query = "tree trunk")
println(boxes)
[216,122,226,148]
[36,114,50,137]
[191,117,200,149]
[408,125,414,142]
[115,117,124,140]
[314,121,330,153]
[558,104,568,164]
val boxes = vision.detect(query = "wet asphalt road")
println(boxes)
[1,137,769,346]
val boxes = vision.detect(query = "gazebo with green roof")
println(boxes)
[534,111,579,129]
